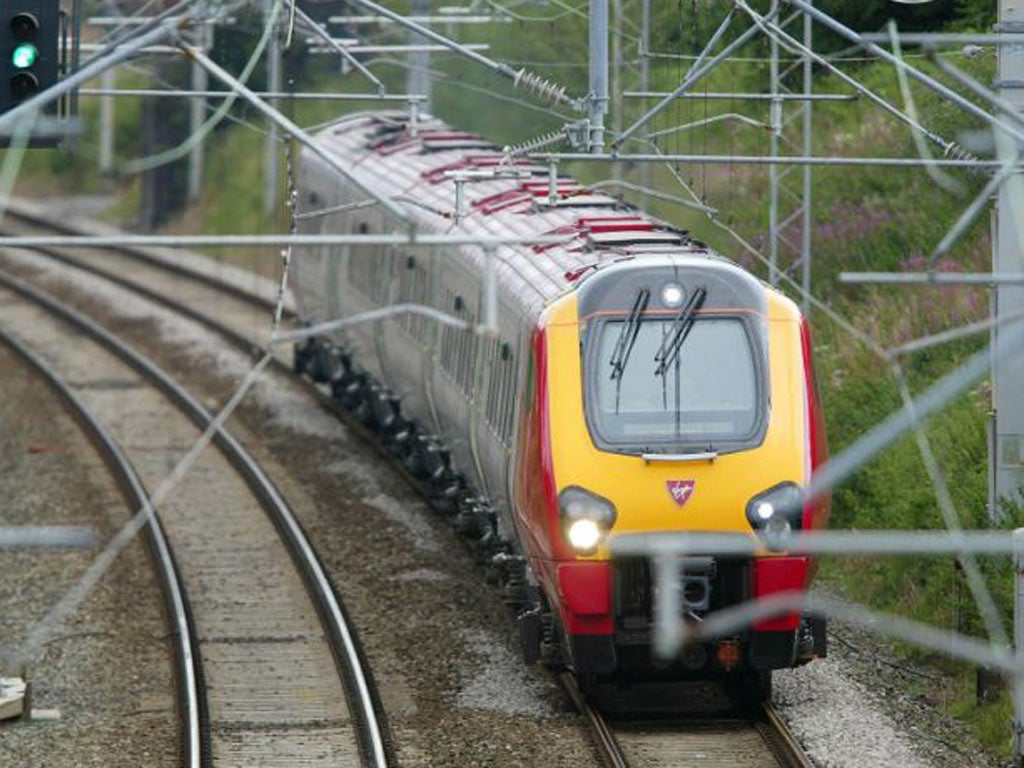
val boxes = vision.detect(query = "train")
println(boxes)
[291,111,830,701]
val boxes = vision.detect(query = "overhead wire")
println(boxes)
[118,0,283,174]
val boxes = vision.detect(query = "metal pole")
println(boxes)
[99,67,114,173]
[81,89,425,100]
[588,0,608,153]
[1014,528,1024,765]
[800,1,813,313]
[784,0,1024,148]
[408,0,432,113]
[188,24,209,201]
[177,42,413,226]
[537,151,1011,168]
[993,0,1024,522]
[264,0,280,215]
[294,6,385,92]
[610,0,621,173]
[638,0,651,205]
[768,1,781,287]
[345,0,579,109]
[614,15,754,149]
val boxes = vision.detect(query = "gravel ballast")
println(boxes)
[0,342,178,767]
[0,224,1007,766]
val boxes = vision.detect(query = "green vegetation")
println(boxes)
[4,0,1019,754]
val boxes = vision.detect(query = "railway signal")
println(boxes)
[0,0,61,148]
[3,0,59,110]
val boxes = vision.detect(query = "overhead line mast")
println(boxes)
[994,0,1024,522]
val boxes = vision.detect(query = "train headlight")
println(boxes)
[745,482,803,550]
[661,282,685,308]
[559,486,617,555]
[567,519,601,551]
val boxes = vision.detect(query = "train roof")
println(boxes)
[305,111,746,318]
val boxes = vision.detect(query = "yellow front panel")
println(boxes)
[545,291,807,558]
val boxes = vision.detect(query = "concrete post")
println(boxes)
[610,0,621,180]
[264,2,281,215]
[99,67,114,173]
[638,0,651,205]
[408,0,432,112]
[800,1,813,314]
[768,2,781,287]
[188,25,210,202]
[1013,528,1024,765]
[588,0,608,153]
[993,0,1024,519]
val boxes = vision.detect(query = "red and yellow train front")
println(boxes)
[514,256,829,680]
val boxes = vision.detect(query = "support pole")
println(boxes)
[993,0,1024,520]
[1014,528,1024,765]
[99,67,114,173]
[264,0,281,215]
[188,24,210,201]
[179,41,413,225]
[610,0,621,174]
[638,0,651,204]
[588,0,608,153]
[768,2,781,287]
[408,0,432,113]
[800,1,813,313]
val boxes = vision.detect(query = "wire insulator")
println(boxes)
[502,129,566,158]
[942,140,983,171]
[512,68,573,107]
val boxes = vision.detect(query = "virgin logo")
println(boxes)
[666,480,696,507]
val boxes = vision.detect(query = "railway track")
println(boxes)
[0,328,203,766]
[561,673,811,768]
[0,202,813,767]
[0,266,390,767]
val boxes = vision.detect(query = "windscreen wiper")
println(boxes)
[608,287,650,412]
[653,285,707,378]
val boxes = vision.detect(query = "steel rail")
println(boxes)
[0,328,207,768]
[759,703,813,767]
[1,200,817,768]
[559,670,810,768]
[559,672,628,768]
[0,206,288,318]
[0,269,393,768]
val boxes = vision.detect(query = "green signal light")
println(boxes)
[12,42,37,69]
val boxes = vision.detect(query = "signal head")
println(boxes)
[10,12,38,41]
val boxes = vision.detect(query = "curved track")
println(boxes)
[0,202,810,768]
[0,265,390,767]
[0,328,205,767]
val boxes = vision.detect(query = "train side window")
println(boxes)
[456,307,478,393]
[397,254,414,336]
[485,340,501,431]
[440,287,459,375]
[372,248,396,304]
[501,349,517,441]
[485,339,515,443]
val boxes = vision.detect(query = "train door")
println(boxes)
[431,254,487,496]
[292,157,337,325]
[474,297,522,538]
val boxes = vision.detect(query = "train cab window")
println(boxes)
[585,317,766,453]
